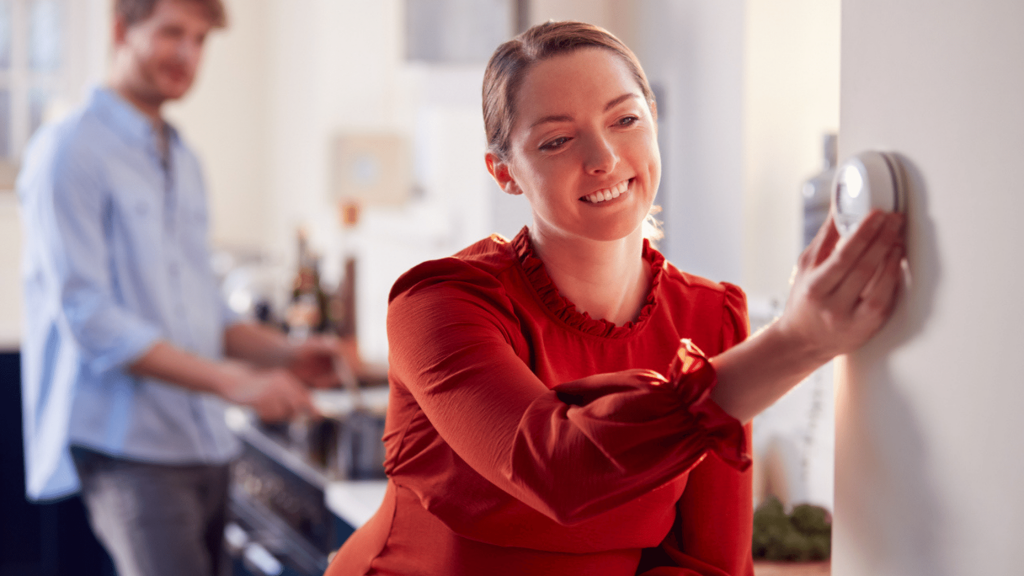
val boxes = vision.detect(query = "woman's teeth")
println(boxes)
[583,179,630,204]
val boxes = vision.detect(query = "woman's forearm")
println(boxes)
[710,321,831,425]
[710,211,905,425]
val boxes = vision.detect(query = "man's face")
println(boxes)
[115,0,214,104]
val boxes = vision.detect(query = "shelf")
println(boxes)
[754,561,830,576]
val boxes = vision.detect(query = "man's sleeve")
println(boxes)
[24,136,162,375]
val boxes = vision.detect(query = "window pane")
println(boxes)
[0,89,10,159]
[0,0,11,70]
[30,0,62,72]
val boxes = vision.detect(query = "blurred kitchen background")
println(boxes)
[0,0,841,574]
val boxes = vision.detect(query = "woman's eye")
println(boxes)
[540,137,569,151]
[617,115,639,127]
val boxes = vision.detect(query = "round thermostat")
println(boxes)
[831,151,907,236]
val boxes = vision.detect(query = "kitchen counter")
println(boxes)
[225,402,389,529]
[325,480,388,529]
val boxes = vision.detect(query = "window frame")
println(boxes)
[0,0,101,191]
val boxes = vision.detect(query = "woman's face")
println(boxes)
[488,48,661,243]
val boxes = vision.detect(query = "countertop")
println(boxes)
[325,480,388,528]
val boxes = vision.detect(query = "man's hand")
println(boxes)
[216,361,318,423]
[130,340,320,422]
[287,335,355,389]
[287,335,339,388]
[224,324,358,389]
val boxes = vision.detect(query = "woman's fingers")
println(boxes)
[810,211,897,300]
[854,242,905,323]
[807,212,842,268]
[828,213,904,308]
[776,209,906,359]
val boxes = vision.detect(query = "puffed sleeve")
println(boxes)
[636,283,755,576]
[387,260,749,527]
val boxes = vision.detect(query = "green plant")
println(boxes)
[752,496,831,562]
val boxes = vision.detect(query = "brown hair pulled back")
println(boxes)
[483,21,656,161]
[115,0,227,29]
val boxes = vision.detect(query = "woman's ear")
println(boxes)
[485,152,522,196]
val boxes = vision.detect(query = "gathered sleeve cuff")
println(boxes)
[667,339,750,471]
[547,338,749,477]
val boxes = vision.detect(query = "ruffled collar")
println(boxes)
[510,227,665,338]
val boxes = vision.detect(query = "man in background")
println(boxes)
[17,1,340,574]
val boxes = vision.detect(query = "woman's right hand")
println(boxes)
[775,209,905,363]
[710,209,904,424]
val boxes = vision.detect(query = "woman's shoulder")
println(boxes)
[388,233,520,305]
[655,255,748,326]
[650,242,744,297]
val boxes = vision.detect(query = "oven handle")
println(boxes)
[225,521,285,576]
[243,542,284,576]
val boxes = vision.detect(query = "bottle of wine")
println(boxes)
[286,228,330,340]
[330,202,361,341]
[329,202,364,382]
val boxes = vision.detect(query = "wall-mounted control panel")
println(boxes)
[831,151,907,236]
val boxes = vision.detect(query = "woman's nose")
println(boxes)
[583,134,619,175]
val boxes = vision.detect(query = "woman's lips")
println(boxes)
[581,178,632,204]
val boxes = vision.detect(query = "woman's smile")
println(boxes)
[581,177,634,204]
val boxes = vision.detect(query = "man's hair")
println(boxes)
[115,0,227,29]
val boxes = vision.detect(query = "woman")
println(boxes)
[325,21,903,576]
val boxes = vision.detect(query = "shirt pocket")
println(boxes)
[107,184,162,250]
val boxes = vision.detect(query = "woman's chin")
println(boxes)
[579,217,649,243]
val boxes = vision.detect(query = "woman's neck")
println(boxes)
[529,225,652,326]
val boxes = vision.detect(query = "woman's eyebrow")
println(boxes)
[530,114,573,129]
[604,92,640,111]
[528,93,642,129]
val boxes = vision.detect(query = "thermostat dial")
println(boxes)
[831,151,907,236]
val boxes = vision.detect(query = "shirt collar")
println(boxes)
[89,86,180,147]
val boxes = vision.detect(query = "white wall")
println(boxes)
[834,1,1024,574]
[165,0,270,251]
[743,0,840,299]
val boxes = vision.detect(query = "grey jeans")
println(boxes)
[71,446,231,576]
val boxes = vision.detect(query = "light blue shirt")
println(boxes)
[18,87,241,501]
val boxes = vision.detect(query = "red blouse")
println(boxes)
[325,228,754,576]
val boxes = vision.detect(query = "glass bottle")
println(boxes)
[801,133,837,248]
[286,229,330,340]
